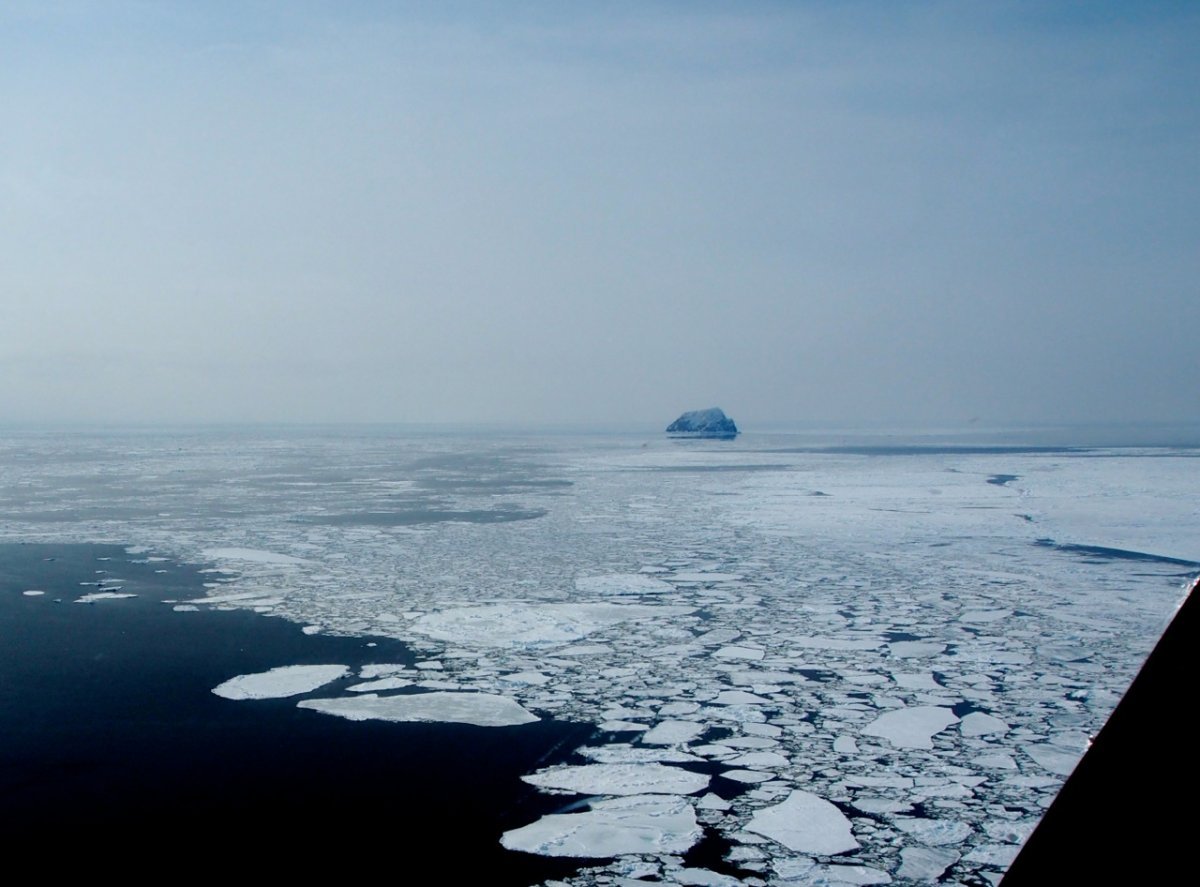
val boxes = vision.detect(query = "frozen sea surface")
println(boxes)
[1,427,1197,884]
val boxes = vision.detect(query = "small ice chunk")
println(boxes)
[213,665,349,700]
[720,770,775,784]
[501,670,550,686]
[745,789,860,855]
[792,635,882,651]
[522,763,709,796]
[659,701,702,716]
[888,641,946,658]
[695,792,731,811]
[22,590,45,596]
[728,751,789,769]
[358,664,410,678]
[892,818,973,846]
[713,646,765,661]
[601,721,650,732]
[581,745,703,765]
[960,712,1009,737]
[852,797,911,815]
[861,706,958,749]
[712,690,771,705]
[75,592,137,602]
[500,794,701,858]
[299,691,538,726]
[896,847,959,881]
[642,720,705,745]
[346,677,413,693]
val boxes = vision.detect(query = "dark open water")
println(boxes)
[0,543,595,881]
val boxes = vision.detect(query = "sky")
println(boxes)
[2,1,1197,429]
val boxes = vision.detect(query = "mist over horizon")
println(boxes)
[3,2,1197,428]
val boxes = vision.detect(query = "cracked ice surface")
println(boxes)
[500,794,701,858]
[2,429,1197,884]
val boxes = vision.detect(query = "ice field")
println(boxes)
[1,428,1196,885]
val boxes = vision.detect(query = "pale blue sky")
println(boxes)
[2,2,1197,428]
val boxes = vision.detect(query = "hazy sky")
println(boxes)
[3,1,1197,428]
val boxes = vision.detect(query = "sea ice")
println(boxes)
[299,691,538,726]
[892,818,973,846]
[672,868,742,886]
[75,592,137,602]
[960,712,1009,737]
[202,547,310,565]
[522,763,709,796]
[212,664,349,700]
[500,794,701,858]
[412,602,694,648]
[576,574,674,596]
[861,706,958,749]
[745,789,860,855]
[896,846,959,881]
[1024,741,1083,776]
[711,690,771,705]
[346,677,412,693]
[642,720,706,745]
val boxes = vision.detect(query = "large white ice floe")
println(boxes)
[411,602,694,648]
[745,789,860,855]
[297,691,539,726]
[212,664,349,700]
[861,705,958,749]
[522,763,709,796]
[500,794,701,858]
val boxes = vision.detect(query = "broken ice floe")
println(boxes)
[575,573,674,596]
[861,706,958,749]
[412,602,694,648]
[521,763,709,796]
[500,794,701,858]
[745,789,860,855]
[212,664,349,700]
[6,431,1194,884]
[298,691,539,727]
[202,547,310,565]
[892,817,973,846]
[75,591,137,602]
[896,846,960,881]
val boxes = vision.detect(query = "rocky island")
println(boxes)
[665,407,739,439]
